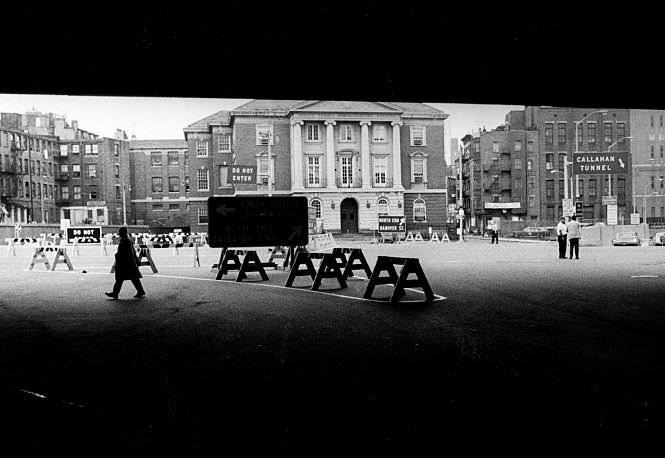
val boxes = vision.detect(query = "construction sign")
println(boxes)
[208,196,309,247]
[66,226,102,243]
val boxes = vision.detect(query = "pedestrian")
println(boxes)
[105,226,146,299]
[556,216,568,259]
[566,214,581,260]
[490,222,499,244]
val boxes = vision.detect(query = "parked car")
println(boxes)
[611,232,641,246]
[512,226,549,238]
[653,232,665,246]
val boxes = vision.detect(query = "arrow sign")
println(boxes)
[216,204,237,217]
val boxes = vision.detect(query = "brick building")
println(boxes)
[184,100,449,234]
[129,139,190,228]
[629,110,665,223]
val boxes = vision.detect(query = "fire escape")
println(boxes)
[0,138,23,218]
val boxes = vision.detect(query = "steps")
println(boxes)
[331,232,377,242]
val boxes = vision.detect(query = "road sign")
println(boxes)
[562,198,574,217]
[378,216,406,232]
[208,196,309,247]
[230,165,257,184]
[66,226,102,243]
[602,196,617,205]
[607,204,618,225]
[572,152,629,175]
[575,201,583,214]
[631,213,641,225]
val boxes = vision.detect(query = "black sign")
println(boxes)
[208,197,309,247]
[575,202,583,214]
[66,226,102,243]
[230,165,257,184]
[378,215,406,232]
[573,152,629,175]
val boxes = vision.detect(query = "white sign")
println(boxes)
[602,196,617,206]
[562,198,574,217]
[607,204,618,225]
[484,202,521,209]
[631,213,640,225]
[60,218,71,230]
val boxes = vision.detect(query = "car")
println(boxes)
[512,226,549,238]
[611,232,641,246]
[653,232,665,246]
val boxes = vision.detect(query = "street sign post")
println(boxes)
[208,196,309,247]
[572,152,629,175]
[607,204,618,225]
[562,198,574,217]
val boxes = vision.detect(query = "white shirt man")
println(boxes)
[556,217,568,259]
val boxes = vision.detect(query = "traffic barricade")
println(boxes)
[51,247,74,271]
[363,256,434,304]
[27,247,51,271]
[285,251,347,291]
[340,248,372,280]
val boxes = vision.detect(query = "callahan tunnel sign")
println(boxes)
[572,152,629,175]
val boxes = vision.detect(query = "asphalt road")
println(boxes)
[1,241,664,456]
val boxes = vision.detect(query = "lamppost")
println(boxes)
[572,109,609,200]
[605,136,632,197]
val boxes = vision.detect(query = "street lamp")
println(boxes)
[605,136,632,197]
[572,109,609,199]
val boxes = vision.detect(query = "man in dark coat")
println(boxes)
[106,226,146,299]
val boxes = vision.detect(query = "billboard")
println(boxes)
[207,197,309,247]
[66,226,102,243]
[572,152,629,175]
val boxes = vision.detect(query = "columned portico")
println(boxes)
[325,120,336,189]
[391,121,403,189]
[360,121,371,189]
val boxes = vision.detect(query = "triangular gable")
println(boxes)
[290,100,402,113]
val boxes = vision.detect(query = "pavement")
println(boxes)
[1,241,665,456]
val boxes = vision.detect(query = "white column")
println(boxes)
[391,121,403,189]
[325,121,336,189]
[360,121,371,189]
[292,121,304,191]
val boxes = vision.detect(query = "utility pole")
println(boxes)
[122,180,127,225]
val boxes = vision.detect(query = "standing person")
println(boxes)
[105,226,146,299]
[491,222,499,244]
[556,216,568,259]
[566,214,581,260]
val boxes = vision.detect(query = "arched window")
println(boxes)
[311,199,322,218]
[377,198,389,215]
[413,198,426,222]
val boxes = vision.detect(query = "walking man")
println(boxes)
[566,214,581,260]
[106,226,146,299]
[556,216,568,259]
[490,222,499,244]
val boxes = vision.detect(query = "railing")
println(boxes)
[335,178,362,188]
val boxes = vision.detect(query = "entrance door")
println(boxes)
[340,198,358,233]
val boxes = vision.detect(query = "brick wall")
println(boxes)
[403,192,447,231]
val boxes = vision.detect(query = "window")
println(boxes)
[373,156,387,185]
[184,152,189,166]
[547,206,555,221]
[151,152,162,166]
[196,140,209,157]
[661,176,664,189]
[152,204,163,211]
[527,140,535,152]
[377,198,389,215]
[152,177,163,193]
[61,186,69,200]
[528,195,535,207]
[72,144,79,154]
[36,161,41,176]
[650,145,655,159]
[514,140,522,151]
[492,142,499,153]
[167,151,179,165]
[311,199,322,218]
[513,158,522,170]
[87,164,96,178]
[545,123,554,145]
[604,122,613,144]
[587,122,596,144]
[546,180,554,199]
[256,125,273,145]
[218,166,228,187]
[413,198,426,222]
[72,164,81,178]
[372,125,387,142]
[92,144,98,155]
[578,179,584,198]
[410,126,426,146]
[24,182,29,198]
[306,124,320,142]
[185,176,190,193]
[197,169,209,191]
[616,122,625,139]
[85,144,92,155]
[651,116,654,128]
[169,176,180,192]
[557,122,567,144]
[559,153,567,172]
[527,159,533,170]
[545,153,553,170]
[558,180,564,198]
[60,144,68,157]
[114,164,120,178]
[218,135,231,152]
[341,157,353,185]
[73,185,81,200]
[651,176,655,190]
[89,190,97,200]
[589,179,597,197]
[60,164,69,175]
[412,157,424,183]
[257,156,271,184]
[340,125,353,142]
[198,207,208,224]
[115,185,121,200]
[307,156,321,186]
[661,145,664,158]
[513,179,522,193]
[114,143,119,156]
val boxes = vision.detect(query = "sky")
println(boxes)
[0,94,521,163]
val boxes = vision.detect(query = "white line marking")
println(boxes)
[630,275,659,278]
